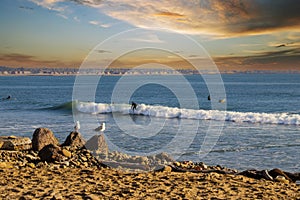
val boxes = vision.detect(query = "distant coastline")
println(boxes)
[0,66,299,76]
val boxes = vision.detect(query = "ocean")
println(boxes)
[0,73,299,172]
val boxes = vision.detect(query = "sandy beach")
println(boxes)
[0,129,300,199]
[0,165,299,199]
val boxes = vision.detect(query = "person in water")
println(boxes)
[207,95,211,101]
[1,95,11,100]
[131,101,137,112]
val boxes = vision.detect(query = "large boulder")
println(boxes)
[62,131,86,149]
[0,136,31,151]
[38,144,64,162]
[85,134,108,155]
[32,128,59,151]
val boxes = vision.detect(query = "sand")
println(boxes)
[0,166,299,200]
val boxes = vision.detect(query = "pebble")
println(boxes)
[62,149,72,158]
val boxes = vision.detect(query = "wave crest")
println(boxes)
[70,101,300,126]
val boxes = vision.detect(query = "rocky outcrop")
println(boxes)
[32,128,59,151]
[38,144,64,162]
[85,134,108,155]
[0,136,31,151]
[62,131,86,149]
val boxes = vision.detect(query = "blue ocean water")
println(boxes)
[0,73,299,172]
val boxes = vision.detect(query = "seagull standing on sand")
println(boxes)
[74,121,80,132]
[95,122,105,133]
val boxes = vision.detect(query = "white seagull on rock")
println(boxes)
[95,122,105,133]
[74,120,80,132]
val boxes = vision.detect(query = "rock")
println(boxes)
[27,162,35,168]
[62,131,86,149]
[0,162,13,169]
[62,149,72,158]
[25,154,39,161]
[32,128,59,151]
[38,144,64,162]
[275,175,289,184]
[0,136,32,151]
[155,152,174,163]
[85,194,101,200]
[85,134,108,155]
[163,165,172,172]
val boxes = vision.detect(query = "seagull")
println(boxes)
[74,121,80,132]
[95,122,105,132]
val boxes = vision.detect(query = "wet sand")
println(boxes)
[0,166,299,199]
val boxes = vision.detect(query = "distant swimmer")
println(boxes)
[207,95,211,101]
[131,101,137,112]
[1,95,11,101]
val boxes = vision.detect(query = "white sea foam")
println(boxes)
[75,102,300,125]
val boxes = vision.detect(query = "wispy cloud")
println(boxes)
[0,53,79,67]
[89,20,111,28]
[30,0,66,12]
[127,33,165,43]
[97,50,112,53]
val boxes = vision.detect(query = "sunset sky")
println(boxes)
[1,0,300,71]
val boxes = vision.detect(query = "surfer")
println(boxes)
[131,101,137,112]
[207,95,211,101]
[1,95,11,101]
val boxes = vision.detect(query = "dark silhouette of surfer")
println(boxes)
[207,95,211,101]
[131,101,137,112]
[1,95,11,101]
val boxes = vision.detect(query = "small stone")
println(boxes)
[62,149,72,158]
[0,162,13,169]
[25,154,39,161]
[163,165,172,172]
[27,162,35,168]
[8,135,17,139]
[81,156,88,162]
[275,175,289,184]
[85,194,100,200]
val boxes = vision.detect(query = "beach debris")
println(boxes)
[62,131,86,149]
[32,128,59,151]
[0,136,31,151]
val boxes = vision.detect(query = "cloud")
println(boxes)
[89,20,111,28]
[30,0,66,12]
[97,50,111,53]
[126,33,165,43]
[0,53,78,67]
[59,0,300,37]
[31,0,300,37]
[214,47,300,70]
[19,6,34,11]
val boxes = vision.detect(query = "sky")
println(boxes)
[0,0,300,71]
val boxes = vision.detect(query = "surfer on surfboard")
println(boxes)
[131,101,137,112]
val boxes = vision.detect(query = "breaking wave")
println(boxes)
[53,101,300,126]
